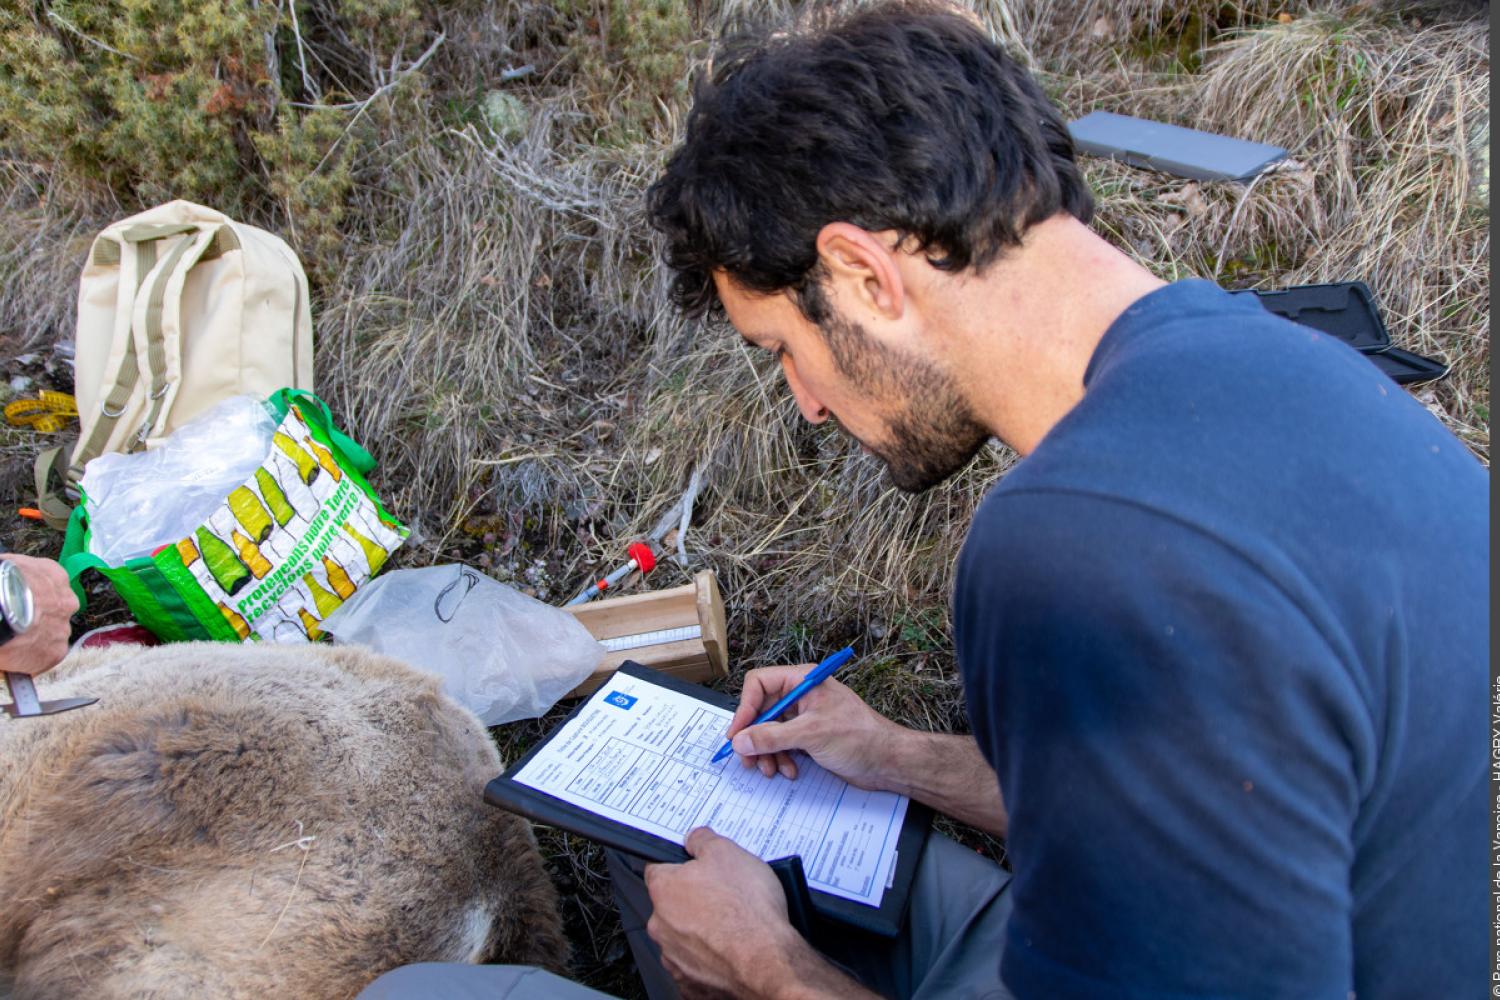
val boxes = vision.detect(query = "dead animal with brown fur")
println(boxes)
[0,641,568,999]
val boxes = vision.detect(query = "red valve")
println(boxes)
[627,541,656,574]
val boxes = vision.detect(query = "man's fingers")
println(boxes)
[5,554,80,619]
[683,825,725,857]
[727,696,759,736]
[757,751,796,779]
[727,665,815,736]
[732,714,814,759]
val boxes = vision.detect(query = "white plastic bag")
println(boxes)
[321,565,603,725]
[81,395,277,564]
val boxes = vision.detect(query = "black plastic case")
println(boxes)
[1233,281,1450,386]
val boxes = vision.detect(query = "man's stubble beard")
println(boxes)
[819,313,991,493]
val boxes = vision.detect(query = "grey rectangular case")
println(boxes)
[1069,110,1287,182]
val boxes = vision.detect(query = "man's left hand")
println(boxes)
[644,827,871,999]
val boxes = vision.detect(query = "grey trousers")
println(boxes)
[358,833,1014,1000]
[359,963,616,999]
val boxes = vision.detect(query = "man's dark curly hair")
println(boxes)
[647,0,1094,322]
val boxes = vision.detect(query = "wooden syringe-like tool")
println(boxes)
[562,570,728,697]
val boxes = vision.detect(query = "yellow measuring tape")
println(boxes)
[4,391,78,433]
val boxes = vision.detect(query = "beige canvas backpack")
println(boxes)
[37,200,314,528]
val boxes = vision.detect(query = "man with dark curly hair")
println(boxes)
[363,2,1485,998]
[620,2,1488,999]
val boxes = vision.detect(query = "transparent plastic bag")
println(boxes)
[321,564,604,725]
[81,396,277,564]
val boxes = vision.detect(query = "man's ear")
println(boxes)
[814,223,905,321]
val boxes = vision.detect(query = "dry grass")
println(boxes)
[0,0,1488,993]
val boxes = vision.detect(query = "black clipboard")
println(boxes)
[484,660,931,937]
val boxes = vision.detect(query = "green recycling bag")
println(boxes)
[61,389,408,643]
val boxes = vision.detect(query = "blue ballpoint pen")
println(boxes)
[709,646,856,764]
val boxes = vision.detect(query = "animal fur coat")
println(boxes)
[0,641,568,999]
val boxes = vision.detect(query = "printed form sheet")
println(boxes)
[513,671,909,907]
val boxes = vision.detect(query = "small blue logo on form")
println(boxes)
[604,691,637,710]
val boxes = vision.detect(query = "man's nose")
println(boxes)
[782,357,829,424]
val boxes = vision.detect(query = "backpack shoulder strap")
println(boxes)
[125,224,216,448]
[70,225,212,471]
[67,230,173,478]
[44,226,210,530]
[33,445,75,531]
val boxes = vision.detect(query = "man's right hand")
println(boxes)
[727,663,1011,838]
[726,665,908,790]
[0,554,78,677]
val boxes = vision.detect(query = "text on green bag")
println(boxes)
[236,476,361,622]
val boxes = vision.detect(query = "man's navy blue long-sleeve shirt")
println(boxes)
[954,280,1487,998]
